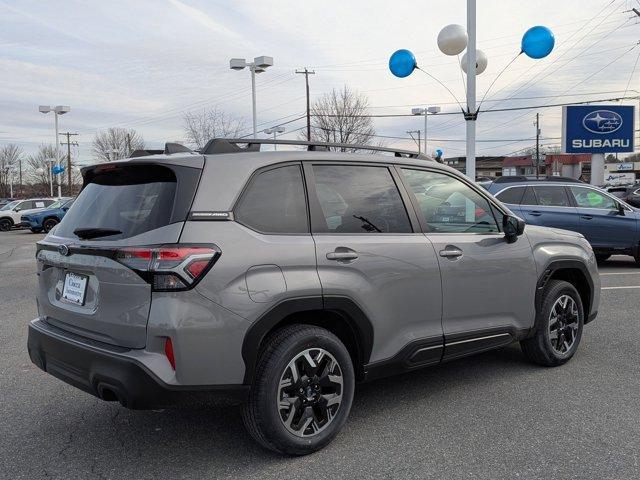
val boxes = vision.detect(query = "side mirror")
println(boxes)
[617,203,625,216]
[62,207,69,212]
[14,208,20,212]
[503,214,525,243]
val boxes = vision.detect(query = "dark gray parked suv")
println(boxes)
[28,139,600,455]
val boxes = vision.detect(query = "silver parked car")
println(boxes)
[28,139,600,455]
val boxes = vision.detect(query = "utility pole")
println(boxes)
[18,159,22,197]
[126,133,132,157]
[534,113,540,179]
[296,68,315,141]
[407,130,422,154]
[60,132,78,196]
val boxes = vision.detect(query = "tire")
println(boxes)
[521,280,584,367]
[242,324,355,456]
[43,218,58,233]
[0,218,11,232]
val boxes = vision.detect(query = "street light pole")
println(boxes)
[39,105,69,198]
[230,56,274,139]
[46,159,54,197]
[412,106,441,157]
[465,0,477,181]
[264,126,285,150]
[250,64,257,138]
[424,111,428,154]
[54,113,61,198]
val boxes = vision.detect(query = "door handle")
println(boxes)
[581,215,593,220]
[529,211,542,217]
[326,249,359,261]
[439,247,463,259]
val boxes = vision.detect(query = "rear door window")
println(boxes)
[235,165,308,234]
[495,186,525,204]
[56,165,179,240]
[311,165,412,233]
[532,186,571,207]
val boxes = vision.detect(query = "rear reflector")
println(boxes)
[115,244,220,291]
[164,338,176,370]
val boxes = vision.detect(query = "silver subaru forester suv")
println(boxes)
[28,139,600,455]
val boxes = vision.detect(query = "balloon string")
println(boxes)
[415,66,466,115]
[457,54,467,97]
[476,51,522,114]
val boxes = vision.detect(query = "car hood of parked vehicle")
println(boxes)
[22,208,59,220]
[17,207,50,217]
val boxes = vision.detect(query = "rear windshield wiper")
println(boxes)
[73,227,123,239]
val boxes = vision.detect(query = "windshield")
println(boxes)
[46,198,70,209]
[0,200,19,211]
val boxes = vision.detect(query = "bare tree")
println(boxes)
[0,144,23,197]
[305,86,380,151]
[182,108,246,150]
[25,144,68,197]
[92,128,145,162]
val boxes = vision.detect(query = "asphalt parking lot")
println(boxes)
[1,229,639,480]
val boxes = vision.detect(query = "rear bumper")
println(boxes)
[27,318,248,409]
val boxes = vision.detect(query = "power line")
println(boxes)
[482,0,624,110]
[310,94,639,118]
[479,43,640,134]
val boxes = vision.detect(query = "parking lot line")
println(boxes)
[601,286,640,290]
[600,272,640,276]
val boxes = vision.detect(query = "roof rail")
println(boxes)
[493,175,585,184]
[129,142,194,158]
[200,138,435,161]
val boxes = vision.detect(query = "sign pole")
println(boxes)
[590,153,605,186]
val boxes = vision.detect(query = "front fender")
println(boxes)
[525,225,600,323]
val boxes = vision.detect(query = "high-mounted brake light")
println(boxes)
[115,244,220,291]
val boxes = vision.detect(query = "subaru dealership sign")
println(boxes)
[562,105,635,153]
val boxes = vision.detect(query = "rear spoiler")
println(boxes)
[130,143,193,157]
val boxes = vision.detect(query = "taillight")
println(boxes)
[164,337,176,370]
[115,244,220,291]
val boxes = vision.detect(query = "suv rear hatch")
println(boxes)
[36,160,203,348]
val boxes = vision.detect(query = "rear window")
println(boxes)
[608,188,626,198]
[235,165,308,234]
[533,186,571,207]
[56,165,179,240]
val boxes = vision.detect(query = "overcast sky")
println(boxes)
[1,0,638,163]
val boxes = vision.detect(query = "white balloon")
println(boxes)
[437,24,468,56]
[461,49,488,75]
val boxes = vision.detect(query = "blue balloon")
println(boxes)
[52,165,65,174]
[389,49,416,78]
[521,26,554,59]
[435,148,443,158]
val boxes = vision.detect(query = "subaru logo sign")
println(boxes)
[582,110,622,134]
[57,244,70,256]
[562,105,635,154]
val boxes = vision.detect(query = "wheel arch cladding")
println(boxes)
[241,296,374,384]
[536,260,593,325]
